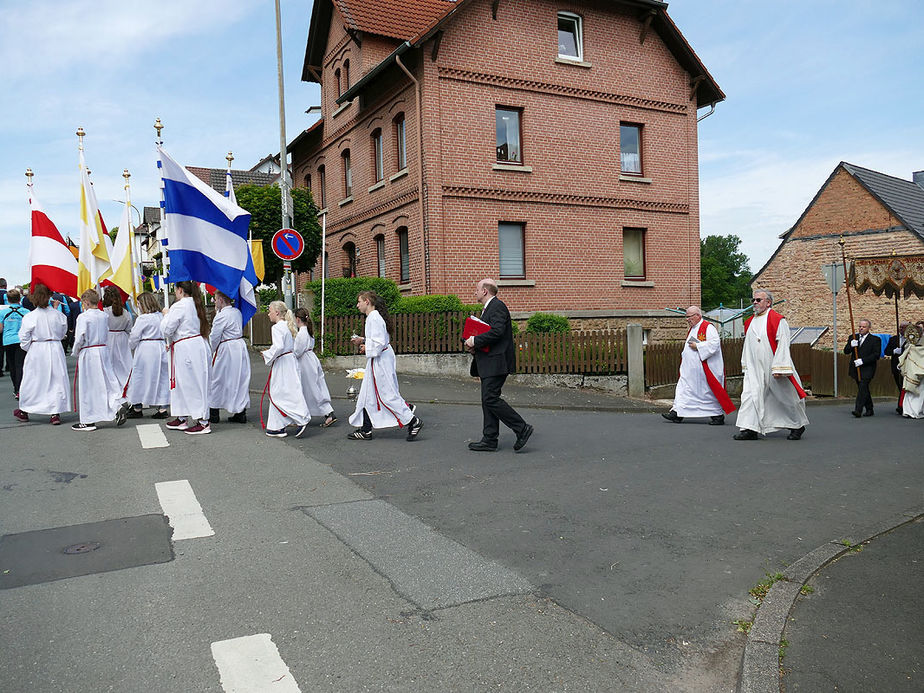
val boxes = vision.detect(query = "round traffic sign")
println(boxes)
[271,228,305,261]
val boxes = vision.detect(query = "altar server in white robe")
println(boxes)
[71,289,127,431]
[735,290,808,440]
[898,325,924,419]
[208,291,251,424]
[13,283,70,425]
[103,285,133,394]
[124,292,169,419]
[294,307,337,428]
[161,281,211,435]
[348,291,422,441]
[261,301,309,438]
[663,306,735,425]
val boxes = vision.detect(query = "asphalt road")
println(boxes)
[1,364,921,692]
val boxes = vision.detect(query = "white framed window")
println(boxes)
[376,235,386,277]
[394,113,407,171]
[372,129,384,183]
[558,12,583,61]
[620,123,642,175]
[397,227,410,283]
[342,150,352,197]
[623,227,646,279]
[499,222,525,278]
[495,107,522,164]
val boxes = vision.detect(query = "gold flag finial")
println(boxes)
[25,168,34,183]
[76,127,86,150]
[123,168,131,183]
[154,118,163,143]
[226,151,234,167]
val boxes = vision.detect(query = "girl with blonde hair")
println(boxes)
[294,307,336,427]
[162,281,211,434]
[124,292,170,419]
[260,300,310,437]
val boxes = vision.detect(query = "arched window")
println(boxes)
[371,128,384,183]
[303,173,311,191]
[375,234,386,277]
[341,150,352,198]
[396,226,409,283]
[317,165,326,208]
[343,59,350,91]
[393,113,407,171]
[335,68,342,97]
[343,241,357,278]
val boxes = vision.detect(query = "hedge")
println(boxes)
[304,277,402,319]
[525,312,570,333]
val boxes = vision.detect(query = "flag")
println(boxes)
[28,183,78,297]
[224,168,237,205]
[108,199,137,299]
[77,150,112,295]
[250,239,265,283]
[158,145,258,324]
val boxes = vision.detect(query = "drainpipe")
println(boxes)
[395,49,429,293]
[696,103,716,123]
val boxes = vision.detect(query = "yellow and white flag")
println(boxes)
[77,150,111,296]
[109,197,137,299]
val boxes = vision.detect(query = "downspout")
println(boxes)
[395,49,429,293]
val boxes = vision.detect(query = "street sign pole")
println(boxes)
[822,261,846,397]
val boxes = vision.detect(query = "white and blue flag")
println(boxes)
[157,145,258,324]
[225,168,237,205]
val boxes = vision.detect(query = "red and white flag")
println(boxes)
[29,183,79,298]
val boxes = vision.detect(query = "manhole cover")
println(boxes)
[62,542,101,555]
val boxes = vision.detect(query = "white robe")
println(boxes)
[73,309,124,424]
[209,306,251,413]
[126,312,170,407]
[106,307,133,393]
[18,307,71,415]
[899,345,924,418]
[162,297,210,421]
[294,326,333,417]
[736,312,809,434]
[349,310,414,429]
[261,321,309,429]
[673,320,726,417]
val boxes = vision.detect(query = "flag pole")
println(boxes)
[123,168,140,307]
[76,126,101,299]
[320,210,326,353]
[839,236,858,363]
[155,118,170,307]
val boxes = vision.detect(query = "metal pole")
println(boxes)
[320,211,326,353]
[274,0,293,309]
[833,286,838,397]
[155,118,170,307]
[839,236,858,362]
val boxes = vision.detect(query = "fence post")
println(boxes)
[627,323,644,397]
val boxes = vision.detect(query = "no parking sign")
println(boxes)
[271,228,304,262]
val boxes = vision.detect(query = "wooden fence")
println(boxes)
[516,330,627,375]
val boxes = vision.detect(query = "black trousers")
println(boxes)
[854,377,874,414]
[3,344,24,395]
[480,374,527,443]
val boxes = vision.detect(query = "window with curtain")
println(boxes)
[394,114,407,171]
[498,222,525,278]
[372,129,384,182]
[335,69,342,97]
[397,227,409,283]
[341,150,352,197]
[495,107,522,163]
[623,228,646,279]
[376,235,386,277]
[557,12,583,60]
[317,165,326,208]
[343,59,350,91]
[343,242,357,278]
[620,123,642,174]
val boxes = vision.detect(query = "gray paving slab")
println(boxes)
[738,640,780,693]
[305,499,533,610]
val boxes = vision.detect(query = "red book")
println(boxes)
[463,315,491,352]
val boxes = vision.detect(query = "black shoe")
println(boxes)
[228,411,248,424]
[115,403,130,427]
[709,415,725,426]
[862,410,874,417]
[661,411,683,423]
[152,409,169,419]
[468,440,497,452]
[406,416,423,441]
[896,406,903,415]
[851,410,862,418]
[513,424,533,451]
[733,429,759,440]
[787,426,805,440]
[126,407,144,419]
[209,408,220,424]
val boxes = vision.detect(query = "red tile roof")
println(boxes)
[334,0,456,41]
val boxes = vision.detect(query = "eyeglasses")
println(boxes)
[751,298,765,303]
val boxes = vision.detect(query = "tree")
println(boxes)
[700,234,753,309]
[234,184,321,285]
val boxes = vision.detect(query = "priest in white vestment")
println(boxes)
[735,290,808,440]
[663,306,734,425]
[898,326,924,419]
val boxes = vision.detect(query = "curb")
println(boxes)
[737,507,924,693]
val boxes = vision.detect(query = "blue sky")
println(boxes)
[1,0,921,288]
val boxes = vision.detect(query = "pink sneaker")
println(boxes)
[185,422,211,435]
[165,418,188,430]
[13,408,29,422]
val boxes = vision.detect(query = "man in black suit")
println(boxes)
[843,318,881,417]
[464,279,533,452]
[885,321,911,414]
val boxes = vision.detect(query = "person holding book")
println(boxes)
[463,278,532,452]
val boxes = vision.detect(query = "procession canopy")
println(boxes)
[850,254,924,299]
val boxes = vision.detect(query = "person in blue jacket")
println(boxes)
[0,288,31,399]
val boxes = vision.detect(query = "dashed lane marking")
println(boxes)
[137,423,169,449]
[211,633,301,692]
[154,479,214,540]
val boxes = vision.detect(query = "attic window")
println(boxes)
[558,12,583,61]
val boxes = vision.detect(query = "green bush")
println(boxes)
[462,303,483,314]
[394,294,465,313]
[304,277,401,319]
[525,312,570,333]
[256,287,279,312]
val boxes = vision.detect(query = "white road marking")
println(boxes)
[137,424,169,449]
[155,479,214,540]
[211,633,301,692]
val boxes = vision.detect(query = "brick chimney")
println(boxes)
[914,170,924,188]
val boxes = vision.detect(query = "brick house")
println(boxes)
[752,162,924,345]
[290,0,722,331]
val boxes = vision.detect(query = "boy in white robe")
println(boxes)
[663,306,734,425]
[124,291,170,419]
[72,289,128,431]
[735,290,809,440]
[161,281,212,435]
[208,291,250,424]
[14,283,71,424]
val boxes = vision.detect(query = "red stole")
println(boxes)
[695,321,736,414]
[744,310,807,399]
